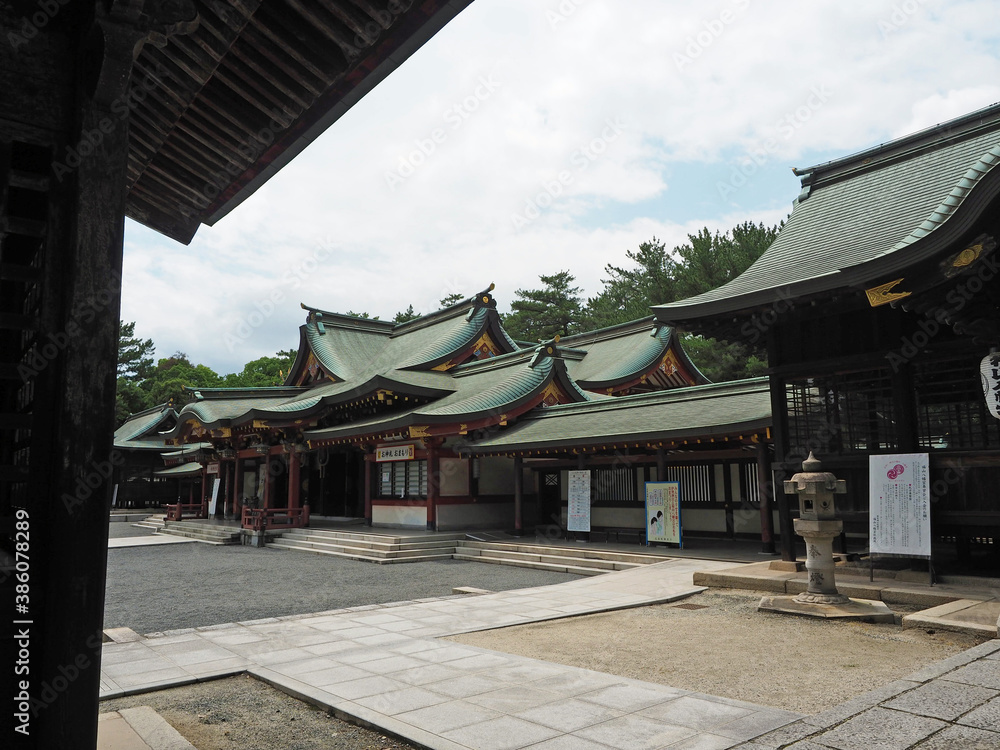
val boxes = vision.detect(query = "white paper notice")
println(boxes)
[567,470,591,532]
[869,453,931,558]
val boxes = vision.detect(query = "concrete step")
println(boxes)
[452,553,607,577]
[272,536,458,560]
[281,529,460,553]
[456,546,639,571]
[461,540,664,567]
[283,528,465,545]
[158,522,240,545]
[267,539,456,564]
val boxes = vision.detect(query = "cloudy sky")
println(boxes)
[121,0,1000,375]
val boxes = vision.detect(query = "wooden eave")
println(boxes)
[125,0,474,243]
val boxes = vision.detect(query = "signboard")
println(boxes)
[207,462,220,475]
[376,444,415,462]
[869,453,931,558]
[980,353,1000,419]
[645,482,681,546]
[208,477,221,516]
[567,470,591,532]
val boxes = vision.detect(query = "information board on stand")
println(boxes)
[567,470,591,532]
[869,453,931,579]
[645,481,681,547]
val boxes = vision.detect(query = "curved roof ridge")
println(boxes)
[795,101,1000,183]
[508,377,770,419]
[396,306,490,369]
[654,123,1000,321]
[885,144,1000,254]
[421,358,555,417]
[559,316,658,345]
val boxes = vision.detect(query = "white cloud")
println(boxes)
[122,0,1000,374]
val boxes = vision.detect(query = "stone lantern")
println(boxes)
[784,452,849,604]
[759,452,894,622]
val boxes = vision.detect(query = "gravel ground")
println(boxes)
[104,543,580,634]
[449,587,990,714]
[107,522,157,539]
[102,674,418,750]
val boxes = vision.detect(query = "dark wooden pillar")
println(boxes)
[656,446,666,482]
[200,465,209,517]
[288,447,300,511]
[513,455,523,535]
[363,453,373,526]
[264,454,275,510]
[757,441,776,554]
[0,6,197,747]
[233,457,244,520]
[426,440,441,531]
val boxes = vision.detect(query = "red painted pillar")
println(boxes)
[364,451,373,527]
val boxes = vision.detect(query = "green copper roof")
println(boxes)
[655,103,1000,322]
[114,404,177,450]
[463,378,771,452]
[560,318,709,388]
[305,347,593,442]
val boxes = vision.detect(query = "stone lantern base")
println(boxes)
[759,594,896,623]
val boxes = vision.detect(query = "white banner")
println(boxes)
[869,453,931,558]
[567,470,591,532]
[208,477,221,516]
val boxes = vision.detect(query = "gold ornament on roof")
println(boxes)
[865,278,911,307]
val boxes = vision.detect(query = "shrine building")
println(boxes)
[156,286,775,544]
[655,102,1000,575]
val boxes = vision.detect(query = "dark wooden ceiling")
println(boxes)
[125,0,472,244]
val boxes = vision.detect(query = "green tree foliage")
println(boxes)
[118,321,155,379]
[503,271,585,342]
[439,292,464,307]
[393,305,418,323]
[222,350,297,388]
[582,221,781,381]
[583,238,677,329]
[673,221,780,300]
[116,321,156,424]
[145,352,222,408]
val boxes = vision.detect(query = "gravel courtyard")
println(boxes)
[104,540,580,634]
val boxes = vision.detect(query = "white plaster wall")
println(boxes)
[682,508,727,533]
[372,504,426,528]
[437,502,513,530]
[592,507,645,528]
[479,457,515,494]
[440,457,469,496]
[734,509,782,536]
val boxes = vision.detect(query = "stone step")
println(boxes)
[267,539,455,564]
[452,553,607,577]
[456,546,639,571]
[282,528,466,545]
[272,536,457,559]
[158,524,240,545]
[461,540,664,567]
[280,530,460,553]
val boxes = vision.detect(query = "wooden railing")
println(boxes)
[165,503,207,521]
[241,506,309,531]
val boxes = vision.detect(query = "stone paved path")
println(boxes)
[101,558,804,749]
[735,639,1000,750]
